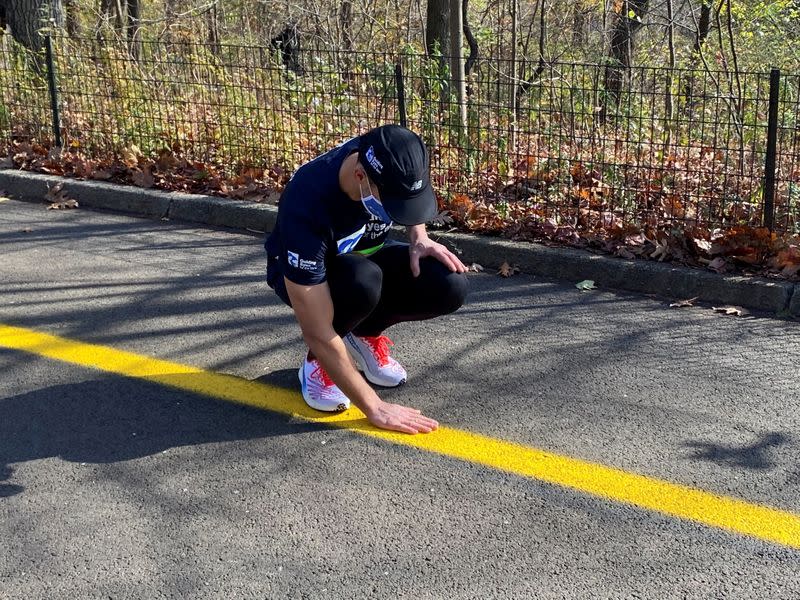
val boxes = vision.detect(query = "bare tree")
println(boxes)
[206,0,221,55]
[601,0,649,121]
[449,0,466,132]
[426,0,449,56]
[463,0,478,76]
[127,0,141,58]
[64,0,79,36]
[0,0,64,51]
[683,0,714,113]
[340,0,353,52]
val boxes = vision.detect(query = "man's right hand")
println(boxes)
[364,400,439,434]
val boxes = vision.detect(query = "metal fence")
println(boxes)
[1,35,798,235]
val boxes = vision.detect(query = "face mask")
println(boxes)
[359,180,393,224]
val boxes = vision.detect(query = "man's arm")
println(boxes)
[284,277,439,434]
[406,224,468,277]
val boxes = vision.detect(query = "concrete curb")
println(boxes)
[2,168,798,317]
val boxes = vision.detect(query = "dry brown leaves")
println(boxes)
[45,182,79,210]
[497,262,520,277]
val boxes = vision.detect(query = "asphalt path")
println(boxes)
[1,198,799,599]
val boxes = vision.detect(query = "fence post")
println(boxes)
[395,62,407,128]
[763,68,780,230]
[44,35,62,148]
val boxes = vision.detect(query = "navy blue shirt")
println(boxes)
[265,138,392,287]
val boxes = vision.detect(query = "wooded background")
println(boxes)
[3,1,799,74]
[2,1,800,273]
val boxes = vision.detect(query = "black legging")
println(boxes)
[272,243,468,337]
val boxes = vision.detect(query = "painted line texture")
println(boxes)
[1,323,799,550]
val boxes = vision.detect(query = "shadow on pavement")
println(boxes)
[683,432,792,470]
[0,373,332,499]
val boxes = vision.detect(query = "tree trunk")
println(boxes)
[1,0,64,51]
[126,0,142,59]
[601,0,649,121]
[206,0,221,56]
[449,0,466,133]
[64,0,79,37]
[462,0,478,76]
[572,1,586,46]
[683,0,714,115]
[340,0,353,53]
[426,0,449,56]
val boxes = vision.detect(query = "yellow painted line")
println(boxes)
[1,322,799,550]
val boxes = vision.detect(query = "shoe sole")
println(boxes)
[298,366,349,412]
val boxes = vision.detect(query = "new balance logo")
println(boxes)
[410,179,423,191]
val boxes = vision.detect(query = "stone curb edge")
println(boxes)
[2,168,798,318]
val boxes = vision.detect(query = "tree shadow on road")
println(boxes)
[0,372,337,498]
[683,432,792,470]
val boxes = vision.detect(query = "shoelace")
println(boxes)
[363,335,394,366]
[311,362,336,387]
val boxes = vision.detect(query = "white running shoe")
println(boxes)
[344,333,407,387]
[298,353,350,412]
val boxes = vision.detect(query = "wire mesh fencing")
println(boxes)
[0,34,798,235]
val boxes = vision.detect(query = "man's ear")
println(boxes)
[354,163,367,182]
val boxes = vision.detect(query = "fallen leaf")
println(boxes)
[469,263,484,273]
[0,156,13,169]
[781,264,800,278]
[708,257,728,273]
[45,182,65,202]
[576,279,596,291]
[132,166,155,189]
[498,262,519,277]
[692,238,713,254]
[156,148,178,171]
[616,247,636,260]
[47,199,79,210]
[121,144,142,168]
[91,169,113,181]
[670,297,698,308]
[712,306,743,316]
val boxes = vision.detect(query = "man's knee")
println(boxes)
[422,258,468,315]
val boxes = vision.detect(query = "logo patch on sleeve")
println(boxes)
[287,251,319,272]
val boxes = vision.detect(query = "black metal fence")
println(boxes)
[1,35,799,235]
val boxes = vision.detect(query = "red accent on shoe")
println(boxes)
[310,361,335,388]
[362,335,394,367]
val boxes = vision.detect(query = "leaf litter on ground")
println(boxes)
[45,182,79,210]
[669,297,698,308]
[712,306,745,317]
[498,262,519,277]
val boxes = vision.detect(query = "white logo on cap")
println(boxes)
[411,179,423,191]
[365,146,383,174]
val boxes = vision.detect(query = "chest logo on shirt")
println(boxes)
[336,226,366,254]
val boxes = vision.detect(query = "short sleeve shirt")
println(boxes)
[265,138,392,287]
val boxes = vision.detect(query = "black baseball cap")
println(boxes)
[357,125,437,226]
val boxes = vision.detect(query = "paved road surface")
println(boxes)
[1,198,799,599]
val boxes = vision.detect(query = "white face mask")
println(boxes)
[359,180,393,224]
